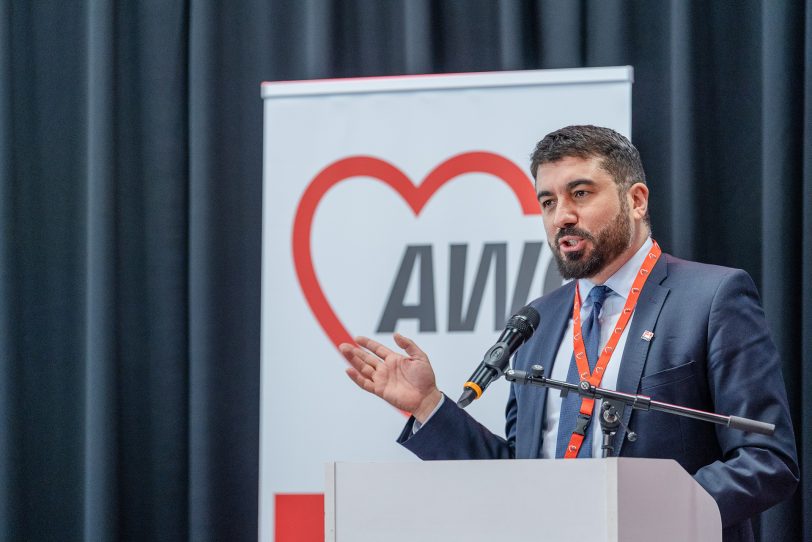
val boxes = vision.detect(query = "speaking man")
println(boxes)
[339,125,798,542]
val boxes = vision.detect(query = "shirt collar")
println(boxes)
[577,237,654,303]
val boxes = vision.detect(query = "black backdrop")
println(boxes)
[1,1,809,540]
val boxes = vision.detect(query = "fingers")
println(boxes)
[343,334,427,364]
[341,342,388,399]
[393,333,428,361]
[355,336,397,361]
[339,341,385,387]
[339,341,380,372]
[345,366,375,394]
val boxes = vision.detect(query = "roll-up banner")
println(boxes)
[260,67,633,541]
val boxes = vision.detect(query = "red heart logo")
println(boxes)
[292,151,541,349]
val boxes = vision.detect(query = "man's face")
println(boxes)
[535,156,633,280]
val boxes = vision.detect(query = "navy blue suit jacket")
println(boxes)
[398,254,798,542]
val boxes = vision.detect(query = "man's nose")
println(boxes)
[553,201,577,229]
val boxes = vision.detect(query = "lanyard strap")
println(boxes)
[563,241,662,458]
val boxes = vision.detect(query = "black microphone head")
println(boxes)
[506,306,540,340]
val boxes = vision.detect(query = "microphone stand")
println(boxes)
[597,399,636,458]
[504,364,775,458]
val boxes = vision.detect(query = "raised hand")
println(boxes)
[339,333,442,422]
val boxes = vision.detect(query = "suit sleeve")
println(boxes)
[396,389,518,460]
[692,269,799,527]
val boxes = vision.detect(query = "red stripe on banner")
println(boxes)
[275,493,324,542]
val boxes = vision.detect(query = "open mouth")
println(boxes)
[558,236,587,253]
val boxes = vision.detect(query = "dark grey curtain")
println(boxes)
[0,1,809,540]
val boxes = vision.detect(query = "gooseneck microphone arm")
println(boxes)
[456,306,540,408]
[504,365,776,436]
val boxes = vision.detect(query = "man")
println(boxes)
[339,125,798,542]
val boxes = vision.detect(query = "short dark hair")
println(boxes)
[529,125,646,190]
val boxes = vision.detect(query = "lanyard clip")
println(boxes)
[574,413,592,436]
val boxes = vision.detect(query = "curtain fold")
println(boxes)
[83,1,118,540]
[188,2,262,540]
[0,1,17,539]
[665,0,698,260]
[760,6,807,538]
[0,1,809,540]
[800,2,812,539]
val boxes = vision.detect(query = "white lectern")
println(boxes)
[325,458,721,542]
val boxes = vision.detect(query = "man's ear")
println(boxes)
[628,182,649,220]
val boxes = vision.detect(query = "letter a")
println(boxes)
[376,245,437,333]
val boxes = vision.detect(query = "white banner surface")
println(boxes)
[260,67,632,541]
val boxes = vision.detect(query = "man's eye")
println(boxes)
[540,199,555,209]
[573,190,589,198]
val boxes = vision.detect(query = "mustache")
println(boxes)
[555,227,596,245]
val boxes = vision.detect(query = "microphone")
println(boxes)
[457,305,540,408]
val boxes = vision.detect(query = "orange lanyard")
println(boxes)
[564,241,662,458]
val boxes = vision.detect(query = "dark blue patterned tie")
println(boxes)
[555,285,611,458]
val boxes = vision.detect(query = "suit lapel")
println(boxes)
[614,254,670,455]
[523,281,574,458]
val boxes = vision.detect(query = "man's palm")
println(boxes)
[340,333,441,416]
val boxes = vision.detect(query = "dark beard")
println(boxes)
[550,201,632,280]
